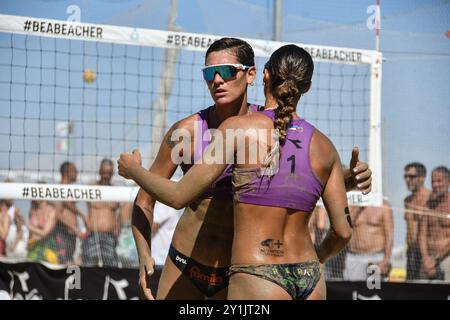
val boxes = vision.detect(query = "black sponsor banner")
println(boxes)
[327,280,450,300]
[0,261,139,300]
[1,262,449,301]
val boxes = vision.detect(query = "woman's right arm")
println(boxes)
[131,119,187,299]
[120,116,239,211]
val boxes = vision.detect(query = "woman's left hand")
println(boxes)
[118,149,142,179]
[347,147,372,194]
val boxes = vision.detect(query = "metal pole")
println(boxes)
[273,0,282,41]
[376,0,380,51]
[150,0,180,162]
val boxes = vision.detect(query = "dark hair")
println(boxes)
[265,45,314,145]
[205,37,255,67]
[100,158,114,168]
[404,162,426,177]
[432,166,449,179]
[60,161,74,176]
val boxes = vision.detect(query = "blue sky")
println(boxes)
[0,0,449,248]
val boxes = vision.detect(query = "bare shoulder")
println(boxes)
[310,128,338,170]
[162,112,201,150]
[220,112,273,131]
[168,113,200,135]
[382,199,393,212]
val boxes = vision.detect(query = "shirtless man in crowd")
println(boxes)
[82,159,120,267]
[54,161,84,264]
[403,162,430,280]
[343,201,393,281]
[419,166,450,281]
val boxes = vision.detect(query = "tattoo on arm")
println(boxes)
[259,238,284,257]
[345,207,353,228]
[165,121,181,149]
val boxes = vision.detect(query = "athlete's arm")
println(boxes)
[314,139,352,263]
[119,117,237,210]
[131,119,186,299]
[122,150,229,210]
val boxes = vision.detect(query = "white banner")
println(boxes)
[0,182,138,202]
[0,14,381,65]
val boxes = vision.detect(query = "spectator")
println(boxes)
[81,159,119,267]
[0,200,12,257]
[2,180,18,224]
[5,209,29,260]
[403,162,430,280]
[116,202,138,268]
[54,161,84,264]
[343,200,394,281]
[419,166,450,281]
[27,200,58,264]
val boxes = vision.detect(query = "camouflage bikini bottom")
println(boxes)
[228,260,321,300]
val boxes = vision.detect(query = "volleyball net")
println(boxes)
[0,14,383,269]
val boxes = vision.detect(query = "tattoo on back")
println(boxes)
[259,238,284,257]
[345,207,353,228]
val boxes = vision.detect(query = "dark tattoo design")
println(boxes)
[165,121,181,149]
[345,207,353,228]
[259,238,284,257]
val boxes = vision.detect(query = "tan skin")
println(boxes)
[127,50,371,300]
[309,206,329,245]
[54,164,84,239]
[27,201,57,244]
[347,201,394,276]
[419,170,450,278]
[119,202,133,227]
[119,65,357,300]
[85,163,119,233]
[404,167,431,248]
[0,202,11,249]
[7,210,27,254]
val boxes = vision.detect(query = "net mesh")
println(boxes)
[0,26,382,273]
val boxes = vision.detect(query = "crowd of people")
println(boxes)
[309,162,449,282]
[0,159,182,269]
[1,160,446,284]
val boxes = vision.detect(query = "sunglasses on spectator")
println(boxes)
[202,63,251,81]
[404,174,418,179]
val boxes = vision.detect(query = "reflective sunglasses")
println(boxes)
[202,63,251,81]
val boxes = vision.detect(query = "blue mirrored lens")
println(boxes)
[202,65,237,81]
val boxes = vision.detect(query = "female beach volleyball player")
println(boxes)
[125,38,371,299]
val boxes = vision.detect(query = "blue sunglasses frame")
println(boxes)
[202,63,251,81]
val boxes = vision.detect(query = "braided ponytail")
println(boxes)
[266,45,314,145]
[273,81,298,145]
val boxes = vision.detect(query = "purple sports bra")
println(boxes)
[232,109,324,212]
[180,104,261,198]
